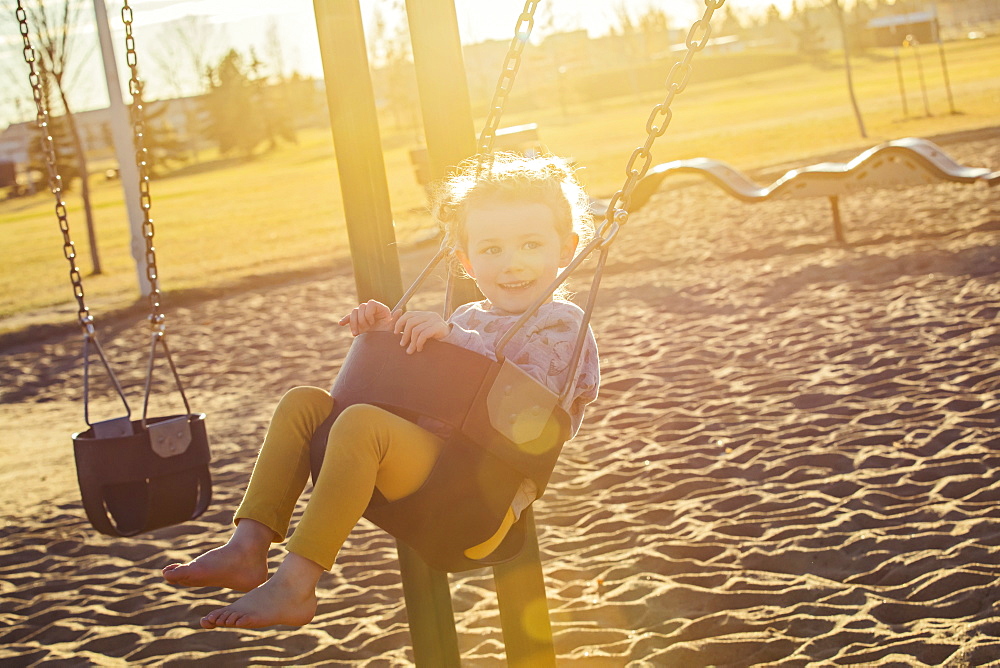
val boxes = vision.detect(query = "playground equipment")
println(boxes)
[409,123,543,187]
[310,0,725,665]
[16,0,211,537]
[630,137,1000,243]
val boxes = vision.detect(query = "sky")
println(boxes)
[120,0,798,47]
[1,0,798,130]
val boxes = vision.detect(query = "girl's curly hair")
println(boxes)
[431,151,594,256]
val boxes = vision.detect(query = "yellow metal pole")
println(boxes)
[404,0,476,178]
[405,0,482,309]
[313,0,402,305]
[397,547,461,667]
[494,509,557,667]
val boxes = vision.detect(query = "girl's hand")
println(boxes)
[338,300,398,336]
[394,311,450,354]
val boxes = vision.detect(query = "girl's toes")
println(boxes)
[200,608,225,629]
[216,610,237,627]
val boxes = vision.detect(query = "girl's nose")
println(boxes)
[502,251,526,271]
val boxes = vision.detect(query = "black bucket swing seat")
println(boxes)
[72,331,212,537]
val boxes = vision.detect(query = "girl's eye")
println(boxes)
[523,241,541,250]
[481,246,501,255]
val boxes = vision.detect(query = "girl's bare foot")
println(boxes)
[200,552,323,629]
[162,545,269,592]
[162,520,272,592]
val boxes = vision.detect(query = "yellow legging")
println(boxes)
[233,386,515,570]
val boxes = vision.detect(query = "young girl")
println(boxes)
[162,153,600,629]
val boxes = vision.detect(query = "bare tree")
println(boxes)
[13,0,102,273]
[368,0,417,133]
[264,18,287,81]
[1,53,28,126]
[610,2,642,97]
[831,0,867,137]
[149,14,222,98]
[147,15,224,162]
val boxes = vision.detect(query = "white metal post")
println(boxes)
[92,0,151,297]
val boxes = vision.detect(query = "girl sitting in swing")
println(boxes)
[162,152,601,629]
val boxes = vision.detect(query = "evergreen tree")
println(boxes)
[202,49,265,156]
[790,1,827,58]
[201,48,296,157]
[140,101,191,175]
[248,49,297,150]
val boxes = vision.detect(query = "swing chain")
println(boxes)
[16,1,93,334]
[597,0,725,246]
[119,1,193,424]
[17,0,132,424]
[475,0,539,176]
[121,0,164,334]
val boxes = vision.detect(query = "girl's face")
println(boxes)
[456,201,578,314]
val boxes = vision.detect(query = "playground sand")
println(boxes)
[1,128,999,666]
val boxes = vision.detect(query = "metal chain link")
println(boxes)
[120,1,193,422]
[598,0,725,245]
[17,1,93,333]
[18,1,134,423]
[121,0,164,334]
[475,0,538,177]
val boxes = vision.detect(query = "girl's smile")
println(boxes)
[457,201,578,314]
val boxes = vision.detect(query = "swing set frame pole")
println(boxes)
[405,0,482,310]
[397,1,478,664]
[313,0,402,305]
[91,0,149,296]
[404,0,476,179]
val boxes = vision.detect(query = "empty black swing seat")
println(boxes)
[74,413,212,537]
[309,331,570,573]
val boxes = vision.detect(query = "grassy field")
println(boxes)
[2,36,998,336]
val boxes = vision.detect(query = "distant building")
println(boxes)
[936,0,1000,37]
[0,121,37,190]
[462,38,514,109]
[867,0,1000,43]
[0,121,31,165]
[868,11,937,46]
[0,98,196,161]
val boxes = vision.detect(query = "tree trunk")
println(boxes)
[833,0,866,139]
[58,88,102,274]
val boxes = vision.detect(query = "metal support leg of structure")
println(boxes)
[494,509,557,667]
[399,544,462,667]
[313,0,402,303]
[829,195,846,244]
[405,0,482,309]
